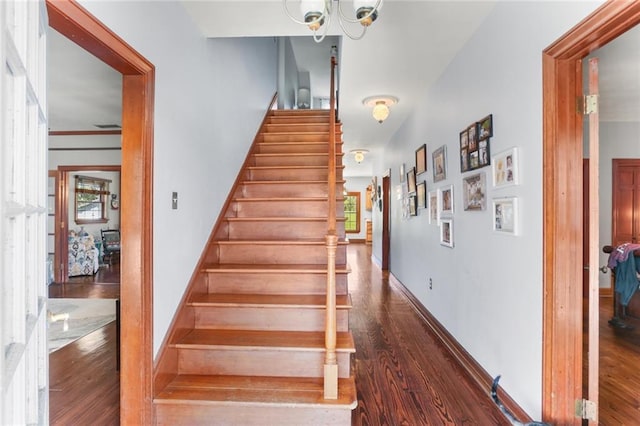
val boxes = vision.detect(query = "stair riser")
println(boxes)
[242,183,341,198]
[256,143,332,154]
[249,167,342,181]
[227,221,344,240]
[271,110,330,117]
[217,244,346,265]
[268,116,331,124]
[206,272,348,295]
[253,154,342,167]
[193,307,349,332]
[177,348,351,378]
[155,404,352,426]
[264,124,332,133]
[261,133,337,143]
[233,200,344,218]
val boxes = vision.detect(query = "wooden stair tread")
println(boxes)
[242,180,346,185]
[234,196,345,202]
[216,239,349,245]
[253,153,341,157]
[190,293,351,308]
[225,217,345,222]
[175,329,355,352]
[155,375,357,408]
[247,165,345,170]
[202,263,349,273]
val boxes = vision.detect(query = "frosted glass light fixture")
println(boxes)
[362,95,398,124]
[284,0,383,43]
[349,149,369,163]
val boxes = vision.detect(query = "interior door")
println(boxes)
[611,158,640,317]
[584,57,600,425]
[381,174,390,270]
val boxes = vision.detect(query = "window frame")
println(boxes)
[74,174,111,224]
[344,191,361,234]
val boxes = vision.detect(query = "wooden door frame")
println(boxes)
[57,165,121,281]
[543,2,640,423]
[46,1,155,423]
[381,171,391,270]
[611,158,640,247]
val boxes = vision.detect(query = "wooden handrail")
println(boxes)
[324,56,339,400]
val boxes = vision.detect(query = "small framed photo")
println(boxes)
[492,147,519,188]
[462,172,486,211]
[467,124,478,152]
[440,218,454,248]
[438,184,454,216]
[459,129,468,149]
[460,148,469,173]
[428,190,439,224]
[478,114,493,140]
[493,197,518,235]
[415,144,427,175]
[432,145,447,182]
[400,163,406,182]
[407,167,417,193]
[478,139,490,167]
[409,194,417,216]
[416,181,426,209]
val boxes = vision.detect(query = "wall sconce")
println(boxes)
[283,0,383,43]
[349,149,369,163]
[362,95,398,123]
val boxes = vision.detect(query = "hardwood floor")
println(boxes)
[48,265,120,425]
[47,247,640,425]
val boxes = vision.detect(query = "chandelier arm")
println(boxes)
[282,0,330,28]
[313,12,332,43]
[337,17,367,40]
[337,0,382,24]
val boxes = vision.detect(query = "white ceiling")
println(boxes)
[47,2,639,176]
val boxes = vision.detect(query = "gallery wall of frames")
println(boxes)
[397,114,520,248]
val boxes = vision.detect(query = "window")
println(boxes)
[344,192,361,233]
[74,175,111,224]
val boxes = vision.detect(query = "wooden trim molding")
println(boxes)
[49,130,122,136]
[542,2,640,424]
[388,273,532,423]
[46,1,156,424]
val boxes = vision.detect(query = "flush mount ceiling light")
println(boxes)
[362,95,398,124]
[349,149,369,163]
[283,0,383,43]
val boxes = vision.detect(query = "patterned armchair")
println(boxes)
[68,234,99,276]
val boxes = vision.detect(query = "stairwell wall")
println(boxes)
[79,1,278,356]
[371,1,603,418]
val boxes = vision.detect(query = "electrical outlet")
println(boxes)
[429,278,433,290]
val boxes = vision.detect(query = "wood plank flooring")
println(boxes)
[47,246,640,425]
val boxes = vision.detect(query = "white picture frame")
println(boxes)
[438,184,454,216]
[493,197,518,235]
[492,147,519,188]
[440,218,454,248]
[428,190,439,224]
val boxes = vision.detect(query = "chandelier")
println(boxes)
[283,0,383,43]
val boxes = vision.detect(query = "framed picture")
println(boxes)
[416,181,426,209]
[493,197,518,235]
[371,176,378,202]
[478,114,493,140]
[409,194,417,216]
[462,172,486,211]
[407,167,417,193]
[432,145,447,182]
[460,147,469,173]
[400,163,406,182]
[415,144,427,175]
[440,218,454,248]
[467,124,478,152]
[438,184,454,216]
[428,190,438,224]
[492,147,519,188]
[478,139,490,167]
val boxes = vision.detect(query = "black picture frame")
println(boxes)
[415,144,427,175]
[407,167,417,193]
[478,114,493,140]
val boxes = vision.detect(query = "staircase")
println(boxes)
[153,109,357,425]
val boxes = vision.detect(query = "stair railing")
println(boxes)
[324,56,339,400]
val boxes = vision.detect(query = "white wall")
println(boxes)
[79,1,278,356]
[370,1,603,418]
[48,134,121,167]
